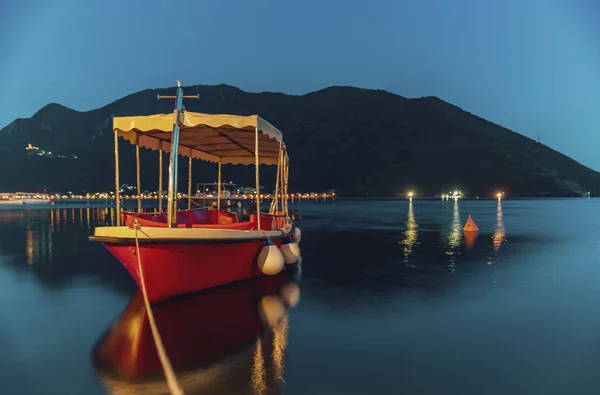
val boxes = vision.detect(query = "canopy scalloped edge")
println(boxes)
[113,111,287,166]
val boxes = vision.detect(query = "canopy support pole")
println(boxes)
[270,142,282,214]
[114,130,121,226]
[279,149,285,214]
[136,139,142,213]
[158,142,163,214]
[284,151,290,224]
[157,80,199,228]
[188,157,192,210]
[254,127,261,229]
[217,162,222,210]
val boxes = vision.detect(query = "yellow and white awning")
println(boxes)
[113,112,286,165]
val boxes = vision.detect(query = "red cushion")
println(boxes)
[249,214,276,230]
[123,210,251,230]
[187,210,215,224]
[190,221,253,230]
[215,210,238,224]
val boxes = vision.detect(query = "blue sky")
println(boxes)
[1,0,599,168]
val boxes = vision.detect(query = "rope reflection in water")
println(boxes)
[90,267,300,394]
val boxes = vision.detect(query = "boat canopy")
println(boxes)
[113,112,286,165]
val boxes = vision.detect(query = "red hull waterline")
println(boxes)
[90,210,294,303]
[102,237,286,303]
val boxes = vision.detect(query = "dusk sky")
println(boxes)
[1,0,599,168]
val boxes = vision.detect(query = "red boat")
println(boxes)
[89,81,301,303]
[91,271,300,394]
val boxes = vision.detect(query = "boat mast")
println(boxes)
[158,142,163,214]
[157,80,199,227]
[113,130,120,225]
[187,156,192,210]
[217,162,222,210]
[254,126,261,229]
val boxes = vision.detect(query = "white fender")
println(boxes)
[280,242,301,264]
[293,227,302,243]
[257,240,285,275]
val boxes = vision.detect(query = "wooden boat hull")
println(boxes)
[90,226,291,303]
[91,271,298,394]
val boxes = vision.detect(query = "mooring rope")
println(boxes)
[134,220,185,395]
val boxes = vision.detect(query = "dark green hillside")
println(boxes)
[1,84,598,196]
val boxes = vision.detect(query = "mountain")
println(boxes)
[0,84,598,197]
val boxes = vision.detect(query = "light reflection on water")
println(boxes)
[17,207,116,267]
[401,198,418,265]
[1,199,600,394]
[492,200,506,253]
[446,199,461,273]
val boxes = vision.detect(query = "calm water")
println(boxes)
[1,199,600,394]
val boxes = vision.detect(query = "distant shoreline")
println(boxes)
[0,196,594,211]
[333,195,592,201]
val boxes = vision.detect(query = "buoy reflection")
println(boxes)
[91,270,300,395]
[463,231,477,251]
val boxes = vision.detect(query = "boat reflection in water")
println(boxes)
[91,268,301,395]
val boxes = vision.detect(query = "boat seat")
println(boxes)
[187,210,214,224]
[188,221,253,230]
[127,216,253,230]
[267,211,286,229]
[214,210,238,224]
[123,209,248,230]
[249,214,277,230]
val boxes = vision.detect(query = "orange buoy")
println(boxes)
[463,214,479,232]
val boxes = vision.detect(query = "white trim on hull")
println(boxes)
[92,226,289,241]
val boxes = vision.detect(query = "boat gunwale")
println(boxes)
[89,233,286,245]
[89,224,290,244]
